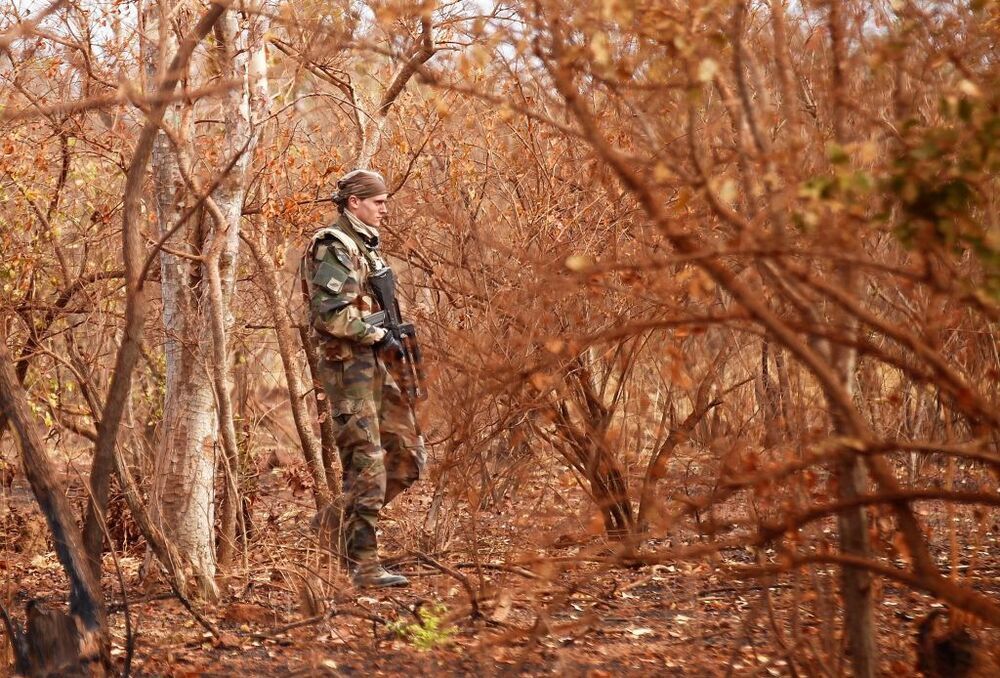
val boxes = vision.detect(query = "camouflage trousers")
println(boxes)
[316,347,425,568]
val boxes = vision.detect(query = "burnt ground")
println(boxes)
[1,456,998,676]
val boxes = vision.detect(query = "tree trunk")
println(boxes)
[0,340,110,676]
[826,3,876,674]
[147,7,269,589]
[152,338,219,596]
[146,8,222,596]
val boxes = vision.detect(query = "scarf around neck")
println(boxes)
[344,209,381,248]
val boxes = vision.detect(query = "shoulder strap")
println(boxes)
[308,226,361,261]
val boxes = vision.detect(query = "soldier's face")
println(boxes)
[349,193,389,228]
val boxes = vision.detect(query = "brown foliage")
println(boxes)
[0,0,998,674]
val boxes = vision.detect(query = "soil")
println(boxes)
[1,457,997,676]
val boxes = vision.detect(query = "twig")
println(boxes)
[410,551,481,619]
[251,606,385,640]
[696,583,793,598]
[107,593,174,613]
[0,81,237,122]
[452,561,541,580]
[0,0,66,53]
[167,580,224,640]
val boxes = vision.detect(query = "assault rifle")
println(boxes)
[365,267,428,403]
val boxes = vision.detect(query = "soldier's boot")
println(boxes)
[352,562,409,588]
[344,507,407,587]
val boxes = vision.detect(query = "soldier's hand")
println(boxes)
[373,332,405,365]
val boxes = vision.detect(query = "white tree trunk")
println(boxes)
[147,5,269,596]
[153,356,219,596]
[142,3,221,599]
[150,102,221,598]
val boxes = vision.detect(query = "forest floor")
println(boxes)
[1,454,998,676]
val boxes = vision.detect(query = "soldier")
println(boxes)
[302,169,426,588]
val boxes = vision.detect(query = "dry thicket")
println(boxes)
[0,0,998,675]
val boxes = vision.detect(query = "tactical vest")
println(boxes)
[300,219,387,360]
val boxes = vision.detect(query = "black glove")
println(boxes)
[373,332,405,364]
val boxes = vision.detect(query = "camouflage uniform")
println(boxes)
[302,211,425,568]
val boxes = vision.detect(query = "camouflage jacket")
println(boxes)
[301,212,388,362]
